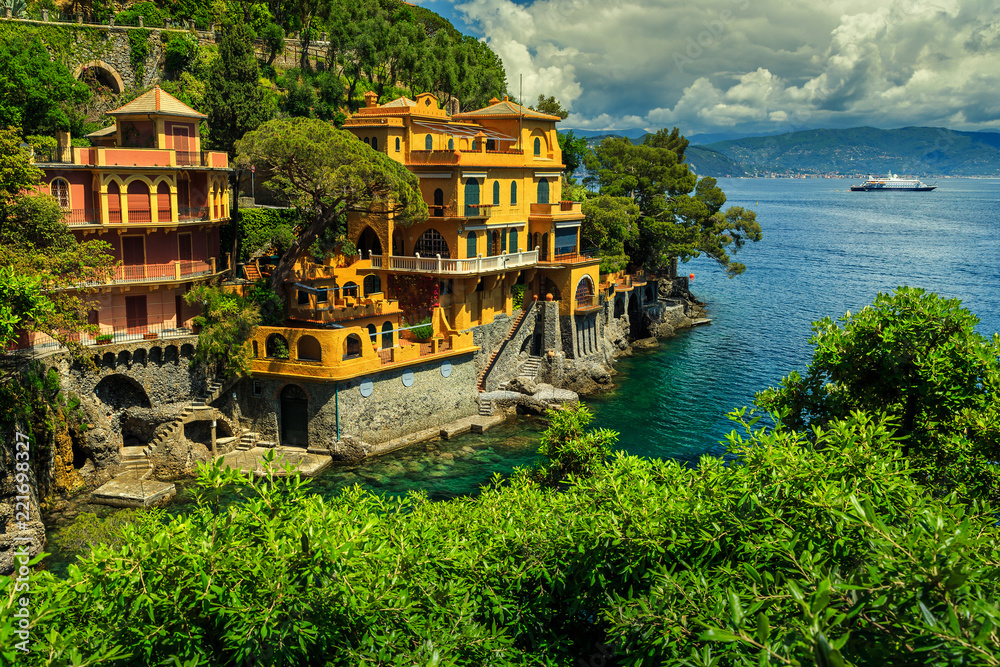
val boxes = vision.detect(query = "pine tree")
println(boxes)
[203,19,268,156]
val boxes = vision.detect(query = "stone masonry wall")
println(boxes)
[236,353,478,452]
[480,301,542,392]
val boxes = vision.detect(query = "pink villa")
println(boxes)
[33,87,230,343]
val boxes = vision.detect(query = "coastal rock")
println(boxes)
[632,337,660,350]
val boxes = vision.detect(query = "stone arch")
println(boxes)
[148,346,163,364]
[164,345,180,364]
[102,352,116,368]
[356,225,382,259]
[133,348,147,366]
[628,292,647,338]
[74,60,124,94]
[181,343,195,357]
[614,294,626,318]
[94,374,152,411]
[116,350,132,367]
[297,335,322,361]
[645,285,655,302]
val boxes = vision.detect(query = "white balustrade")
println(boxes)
[367,249,538,275]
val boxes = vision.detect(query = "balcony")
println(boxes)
[76,259,215,288]
[407,148,527,168]
[575,294,601,312]
[64,206,218,227]
[464,203,494,219]
[529,201,583,217]
[539,250,600,266]
[369,249,538,276]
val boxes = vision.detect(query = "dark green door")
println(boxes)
[280,384,309,447]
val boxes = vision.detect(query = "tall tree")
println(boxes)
[532,95,569,119]
[0,127,113,357]
[0,34,90,137]
[557,130,588,180]
[585,128,761,276]
[203,19,269,156]
[235,117,427,291]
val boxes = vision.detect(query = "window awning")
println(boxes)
[412,120,516,141]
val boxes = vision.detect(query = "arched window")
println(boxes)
[297,335,322,361]
[266,333,289,359]
[537,178,550,204]
[343,281,359,298]
[486,139,496,151]
[509,229,518,253]
[381,321,394,349]
[344,334,362,359]
[364,137,370,145]
[363,273,381,295]
[464,179,480,217]
[510,181,517,205]
[575,275,596,307]
[493,180,500,206]
[424,134,433,150]
[414,228,449,258]
[367,323,377,344]
[50,178,69,208]
[448,137,454,150]
[357,226,382,258]
[433,188,444,217]
[395,137,401,151]
[156,181,171,221]
[107,181,122,223]
[252,340,258,357]
[127,180,151,223]
[371,136,378,151]
[533,137,541,156]
[491,231,501,256]
[500,230,507,253]
[466,231,477,258]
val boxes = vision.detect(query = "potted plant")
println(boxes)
[95,333,114,345]
[143,331,158,340]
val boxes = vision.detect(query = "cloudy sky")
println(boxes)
[413,0,1000,138]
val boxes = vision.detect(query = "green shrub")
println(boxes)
[409,316,433,342]
[163,33,198,77]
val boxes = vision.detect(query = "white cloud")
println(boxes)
[450,0,1000,135]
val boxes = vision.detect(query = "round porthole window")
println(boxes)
[441,360,452,378]
[360,378,374,397]
[401,370,414,387]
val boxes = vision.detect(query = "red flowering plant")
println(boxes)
[388,275,439,334]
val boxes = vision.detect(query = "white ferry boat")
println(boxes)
[850,172,936,191]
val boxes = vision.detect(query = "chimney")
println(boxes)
[447,97,459,116]
[364,90,378,108]
[56,130,72,163]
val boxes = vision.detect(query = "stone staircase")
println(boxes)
[519,355,542,380]
[145,376,234,455]
[119,445,154,480]
[478,398,494,417]
[236,431,259,451]
[476,307,530,391]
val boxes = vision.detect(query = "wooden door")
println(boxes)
[178,233,193,261]
[125,295,147,332]
[122,236,144,265]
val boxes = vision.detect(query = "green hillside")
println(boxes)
[704,126,1000,177]
[686,145,748,177]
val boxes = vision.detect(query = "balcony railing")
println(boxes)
[127,209,152,224]
[542,250,598,264]
[369,249,538,275]
[175,151,208,166]
[575,294,600,310]
[75,260,214,287]
[178,206,210,221]
[108,210,122,224]
[9,322,196,356]
[65,208,100,225]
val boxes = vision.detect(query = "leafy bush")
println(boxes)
[163,32,198,78]
[237,207,301,262]
[511,283,525,310]
[114,1,165,26]
[409,316,433,342]
[183,285,260,377]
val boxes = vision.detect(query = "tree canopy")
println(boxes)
[756,286,1000,501]
[584,128,762,276]
[531,94,569,119]
[0,33,90,137]
[0,127,113,356]
[203,18,269,157]
[235,117,427,291]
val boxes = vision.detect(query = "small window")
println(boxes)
[448,137,454,150]
[425,134,433,150]
[486,139,496,151]
[493,181,500,206]
[533,137,541,156]
[51,178,69,208]
[364,137,370,145]
[252,380,262,396]
[367,323,377,343]
[316,289,328,303]
[395,137,400,151]
[371,136,378,151]
[510,181,517,205]
[344,334,362,359]
[297,289,310,305]
[538,178,550,204]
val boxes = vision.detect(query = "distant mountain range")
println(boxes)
[566,126,1000,177]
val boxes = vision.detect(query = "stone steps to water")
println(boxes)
[478,399,494,416]
[519,355,542,379]
[237,431,259,451]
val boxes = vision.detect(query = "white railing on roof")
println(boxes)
[369,249,538,275]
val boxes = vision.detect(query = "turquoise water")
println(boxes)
[45,177,1000,569]
[589,177,1000,462]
